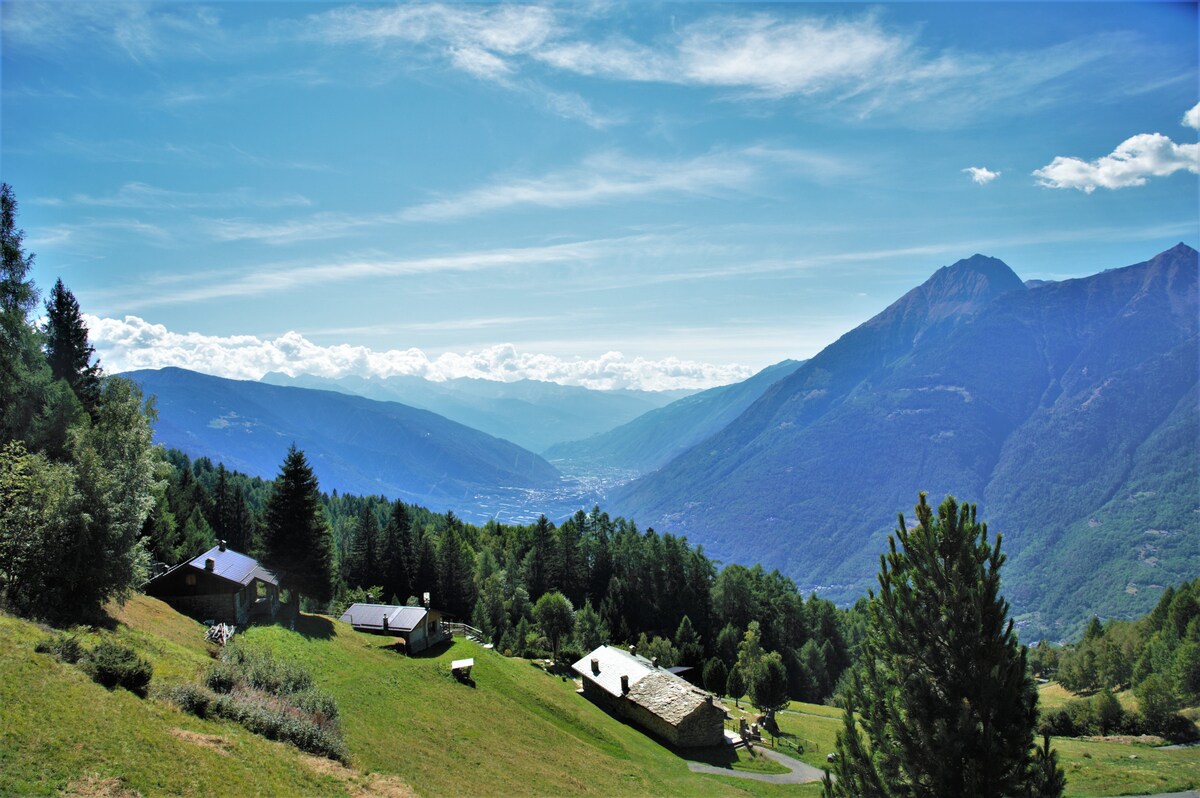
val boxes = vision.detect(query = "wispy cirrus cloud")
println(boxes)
[3,1,227,62]
[35,182,312,210]
[401,150,760,222]
[87,314,750,391]
[98,236,639,310]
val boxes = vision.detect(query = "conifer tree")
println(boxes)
[824,493,1063,798]
[348,504,380,589]
[262,445,334,611]
[43,278,100,413]
[380,500,413,602]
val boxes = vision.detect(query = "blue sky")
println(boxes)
[3,1,1197,390]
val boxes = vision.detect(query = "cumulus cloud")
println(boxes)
[87,315,750,391]
[963,166,1001,185]
[1033,132,1199,192]
[1184,102,1200,130]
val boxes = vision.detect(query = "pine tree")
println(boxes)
[380,500,413,602]
[262,445,334,612]
[824,493,1063,798]
[43,278,100,413]
[348,504,380,589]
[0,183,48,444]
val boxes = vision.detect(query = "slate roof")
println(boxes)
[164,545,278,588]
[571,644,655,697]
[339,603,429,632]
[572,645,720,726]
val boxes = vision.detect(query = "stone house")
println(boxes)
[146,541,279,626]
[338,602,451,654]
[572,644,727,748]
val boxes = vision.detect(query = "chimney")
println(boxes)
[382,614,389,633]
[218,539,226,552]
[590,658,600,675]
[423,592,431,608]
[204,558,215,571]
[620,674,629,694]
[628,644,636,656]
[651,657,658,668]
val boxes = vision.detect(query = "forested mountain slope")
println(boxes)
[613,245,1199,638]
[545,359,803,474]
[126,368,561,512]
[260,372,691,453]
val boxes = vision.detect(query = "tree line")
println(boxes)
[0,183,159,622]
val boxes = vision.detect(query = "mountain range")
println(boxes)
[125,368,561,514]
[126,244,1198,638]
[610,244,1199,639]
[545,359,803,474]
[258,372,691,453]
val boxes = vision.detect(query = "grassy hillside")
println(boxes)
[1,597,813,797]
[5,596,1197,797]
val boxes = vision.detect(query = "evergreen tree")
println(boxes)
[379,500,413,602]
[262,445,334,611]
[726,666,746,707]
[703,657,728,696]
[0,183,48,444]
[574,599,607,651]
[824,493,1062,798]
[348,503,380,589]
[43,278,100,413]
[674,615,704,666]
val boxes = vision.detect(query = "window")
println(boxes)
[185,573,197,586]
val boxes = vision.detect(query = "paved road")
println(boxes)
[687,747,826,785]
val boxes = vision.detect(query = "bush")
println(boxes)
[82,640,152,696]
[161,682,214,717]
[35,632,83,664]
[211,690,347,761]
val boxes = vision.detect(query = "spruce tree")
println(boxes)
[43,278,100,413]
[824,493,1063,798]
[262,445,334,612]
[348,504,380,589]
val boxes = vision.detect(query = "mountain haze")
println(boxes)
[127,368,560,513]
[545,359,804,474]
[259,373,691,453]
[611,245,1199,638]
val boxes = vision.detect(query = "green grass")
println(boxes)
[6,598,1192,798]
[0,603,349,796]
[240,615,811,796]
[1057,736,1200,797]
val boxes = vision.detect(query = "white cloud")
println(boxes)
[1183,102,1200,130]
[102,237,633,309]
[87,315,750,391]
[1033,132,1200,192]
[403,147,852,222]
[402,151,758,222]
[963,166,1001,185]
[38,182,312,210]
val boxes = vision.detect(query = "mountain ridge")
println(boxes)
[610,245,1198,637]
[125,367,561,514]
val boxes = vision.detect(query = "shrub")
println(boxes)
[35,632,83,664]
[82,640,152,696]
[161,682,214,717]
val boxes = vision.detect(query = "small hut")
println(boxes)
[146,541,279,626]
[572,645,726,748]
[338,602,450,653]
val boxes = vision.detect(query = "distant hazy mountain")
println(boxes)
[126,368,560,513]
[545,359,804,474]
[258,373,693,453]
[612,245,1198,638]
